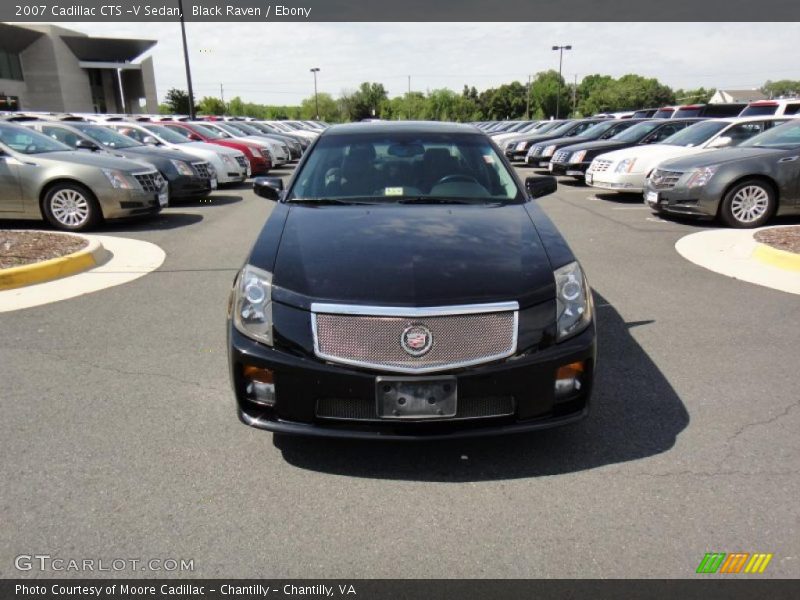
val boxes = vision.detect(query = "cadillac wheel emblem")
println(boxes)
[400,324,433,357]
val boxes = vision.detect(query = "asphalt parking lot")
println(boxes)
[1,164,798,579]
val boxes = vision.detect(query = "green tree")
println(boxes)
[299,92,340,121]
[529,71,570,118]
[197,96,226,116]
[762,79,800,98]
[163,88,195,114]
[673,87,714,104]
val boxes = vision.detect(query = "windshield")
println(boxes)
[216,123,248,137]
[576,121,618,139]
[73,124,142,149]
[0,123,71,154]
[142,124,190,144]
[289,132,521,204]
[739,121,800,149]
[660,121,728,147]
[194,123,230,139]
[739,104,778,117]
[610,121,661,142]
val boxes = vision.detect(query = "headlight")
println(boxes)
[543,145,556,157]
[614,158,636,173]
[232,264,273,346]
[685,165,719,188]
[247,147,260,157]
[170,159,194,176]
[570,150,587,163]
[222,154,235,167]
[554,261,592,342]
[102,169,134,189]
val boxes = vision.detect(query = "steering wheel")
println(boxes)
[434,174,480,186]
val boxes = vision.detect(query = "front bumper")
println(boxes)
[100,187,164,219]
[643,182,718,219]
[550,162,590,177]
[586,171,645,193]
[228,324,596,440]
[168,174,212,199]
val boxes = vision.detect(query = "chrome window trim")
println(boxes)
[310,301,519,374]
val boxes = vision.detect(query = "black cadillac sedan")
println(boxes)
[228,122,596,439]
[644,119,800,228]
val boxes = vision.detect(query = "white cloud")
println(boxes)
[62,21,799,104]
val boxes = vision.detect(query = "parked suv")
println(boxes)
[738,98,800,117]
[0,122,166,231]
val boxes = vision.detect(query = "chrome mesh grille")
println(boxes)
[312,306,518,373]
[649,169,683,190]
[590,158,612,173]
[529,145,543,157]
[133,171,163,193]
[191,161,211,179]
[234,155,248,168]
[552,150,571,164]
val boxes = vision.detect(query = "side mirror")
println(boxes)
[75,139,100,151]
[253,176,284,200]
[708,136,732,149]
[142,135,160,146]
[525,175,557,199]
[187,133,203,141]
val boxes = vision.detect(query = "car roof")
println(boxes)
[324,121,479,136]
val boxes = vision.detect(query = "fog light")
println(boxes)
[243,365,276,406]
[555,361,585,398]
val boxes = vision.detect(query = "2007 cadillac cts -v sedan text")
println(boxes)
[227,122,596,439]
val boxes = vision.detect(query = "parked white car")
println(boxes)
[585,117,793,193]
[265,120,319,142]
[103,122,248,186]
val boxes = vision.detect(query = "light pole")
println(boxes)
[310,67,320,120]
[177,0,196,119]
[552,45,572,119]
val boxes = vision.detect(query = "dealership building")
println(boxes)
[0,22,158,114]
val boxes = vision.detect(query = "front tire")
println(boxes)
[720,179,775,228]
[42,183,101,231]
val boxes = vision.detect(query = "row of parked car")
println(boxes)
[477,103,800,228]
[0,113,326,231]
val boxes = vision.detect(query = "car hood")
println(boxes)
[184,141,239,156]
[116,145,199,163]
[657,146,790,171]
[271,204,556,308]
[35,150,153,172]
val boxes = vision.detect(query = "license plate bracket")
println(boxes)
[376,376,457,419]
[646,190,659,205]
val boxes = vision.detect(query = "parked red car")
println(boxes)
[161,121,271,175]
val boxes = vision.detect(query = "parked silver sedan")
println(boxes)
[0,123,167,231]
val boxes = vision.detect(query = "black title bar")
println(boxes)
[4,580,800,600]
[3,0,800,22]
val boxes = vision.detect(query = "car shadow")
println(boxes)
[275,292,689,481]
[170,194,243,207]
[557,178,587,188]
[592,192,645,204]
[101,212,204,232]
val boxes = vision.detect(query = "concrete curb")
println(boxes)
[753,242,800,272]
[675,228,800,295]
[0,232,110,291]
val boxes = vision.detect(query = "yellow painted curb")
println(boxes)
[0,234,108,291]
[752,242,800,273]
